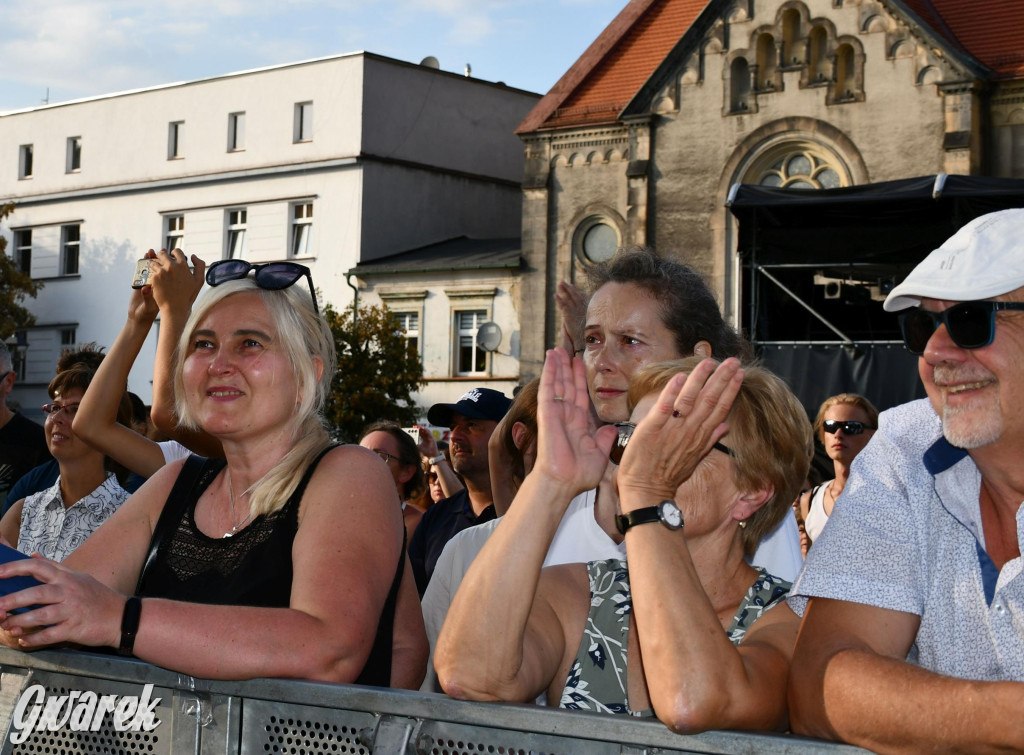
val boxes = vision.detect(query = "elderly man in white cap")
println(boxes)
[788,209,1024,752]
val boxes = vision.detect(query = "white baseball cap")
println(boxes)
[884,208,1024,312]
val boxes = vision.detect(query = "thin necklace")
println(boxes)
[223,468,253,538]
[826,480,839,507]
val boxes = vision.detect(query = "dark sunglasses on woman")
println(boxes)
[897,300,1024,356]
[822,420,872,435]
[608,421,735,465]
[206,259,319,314]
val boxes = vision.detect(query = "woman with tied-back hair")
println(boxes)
[551,247,802,581]
[0,265,406,685]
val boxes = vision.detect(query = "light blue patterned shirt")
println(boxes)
[789,399,1024,680]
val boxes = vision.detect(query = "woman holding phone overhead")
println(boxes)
[0,259,407,685]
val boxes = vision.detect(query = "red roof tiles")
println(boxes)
[519,0,1024,135]
[517,0,707,133]
[901,0,1024,79]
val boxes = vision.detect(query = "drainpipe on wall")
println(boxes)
[345,272,360,323]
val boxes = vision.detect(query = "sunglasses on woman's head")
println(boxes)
[608,421,735,465]
[897,301,1024,356]
[822,420,872,436]
[206,260,319,314]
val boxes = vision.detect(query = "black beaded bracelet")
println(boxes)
[118,597,142,656]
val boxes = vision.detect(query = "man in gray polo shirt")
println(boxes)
[789,209,1024,752]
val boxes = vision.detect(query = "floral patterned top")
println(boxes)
[18,473,129,562]
[559,558,791,717]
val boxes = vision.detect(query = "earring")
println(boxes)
[738,519,747,529]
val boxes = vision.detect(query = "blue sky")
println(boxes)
[0,0,627,112]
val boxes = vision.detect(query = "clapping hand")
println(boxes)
[616,358,743,501]
[554,281,587,355]
[533,348,617,494]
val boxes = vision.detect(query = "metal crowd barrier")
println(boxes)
[0,647,868,754]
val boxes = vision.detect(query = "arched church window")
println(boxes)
[836,44,856,100]
[730,57,752,111]
[754,148,843,189]
[756,34,778,89]
[781,10,801,66]
[808,26,829,83]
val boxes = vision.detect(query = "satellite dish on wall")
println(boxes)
[476,322,502,352]
[420,56,440,69]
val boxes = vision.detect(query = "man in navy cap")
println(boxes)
[409,387,512,595]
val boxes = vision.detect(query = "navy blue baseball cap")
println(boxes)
[427,387,512,427]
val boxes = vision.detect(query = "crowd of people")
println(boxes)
[0,206,1023,752]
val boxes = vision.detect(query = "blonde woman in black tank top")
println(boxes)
[0,263,416,685]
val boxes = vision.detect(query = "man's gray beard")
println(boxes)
[941,404,1002,450]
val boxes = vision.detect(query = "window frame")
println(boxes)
[60,224,80,276]
[168,121,184,159]
[392,310,421,360]
[226,208,247,259]
[12,229,32,275]
[18,144,33,179]
[165,215,185,252]
[294,102,313,143]
[453,308,490,377]
[66,136,82,173]
[289,202,313,258]
[228,112,246,152]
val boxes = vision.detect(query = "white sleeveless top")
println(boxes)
[804,481,833,543]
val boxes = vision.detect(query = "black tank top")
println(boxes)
[136,450,401,686]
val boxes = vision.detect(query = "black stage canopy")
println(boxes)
[726,174,1024,430]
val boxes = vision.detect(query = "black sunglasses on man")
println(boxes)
[897,300,1024,356]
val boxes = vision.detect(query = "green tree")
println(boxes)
[0,202,42,339]
[323,302,424,442]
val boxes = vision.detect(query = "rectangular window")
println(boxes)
[66,137,81,172]
[294,102,313,142]
[61,224,80,275]
[228,112,245,151]
[165,215,184,252]
[394,311,420,358]
[18,144,33,178]
[290,202,313,257]
[226,209,247,259]
[455,309,488,375]
[168,121,183,159]
[61,328,77,346]
[13,230,31,275]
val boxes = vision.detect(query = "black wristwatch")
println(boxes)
[616,500,684,535]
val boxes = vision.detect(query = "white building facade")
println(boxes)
[0,53,538,418]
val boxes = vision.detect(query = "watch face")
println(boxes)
[659,501,683,529]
